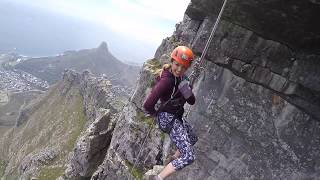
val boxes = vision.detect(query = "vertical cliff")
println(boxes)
[0,70,123,179]
[89,0,319,179]
[2,0,319,179]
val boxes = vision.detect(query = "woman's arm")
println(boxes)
[143,78,172,116]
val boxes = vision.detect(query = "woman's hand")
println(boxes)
[178,80,193,99]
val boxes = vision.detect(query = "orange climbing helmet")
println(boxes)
[171,46,194,68]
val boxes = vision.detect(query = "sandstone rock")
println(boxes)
[19,148,58,177]
[65,109,115,179]
[143,165,164,180]
[62,70,121,179]
[5,1,320,180]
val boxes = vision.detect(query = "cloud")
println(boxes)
[5,0,189,46]
[102,0,190,45]
[109,0,189,22]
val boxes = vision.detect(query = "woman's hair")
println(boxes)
[154,63,171,78]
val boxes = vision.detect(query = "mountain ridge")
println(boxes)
[1,0,319,179]
[0,69,124,178]
[14,42,140,87]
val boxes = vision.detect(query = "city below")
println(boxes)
[0,53,49,93]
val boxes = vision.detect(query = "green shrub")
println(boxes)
[136,110,156,128]
[0,159,7,177]
[125,160,144,180]
[38,166,65,180]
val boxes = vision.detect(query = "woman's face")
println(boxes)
[171,60,187,77]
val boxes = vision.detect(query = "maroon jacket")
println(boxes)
[143,69,195,118]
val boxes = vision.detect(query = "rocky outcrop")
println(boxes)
[62,70,123,179]
[0,69,126,179]
[189,18,320,120]
[156,1,319,179]
[65,109,115,179]
[91,60,165,180]
[161,12,320,121]
[0,72,87,178]
[19,148,58,178]
[165,63,320,180]
[15,92,46,127]
[186,0,320,54]
[90,0,320,179]
[3,1,320,179]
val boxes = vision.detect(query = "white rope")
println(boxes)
[189,0,228,85]
[185,0,228,119]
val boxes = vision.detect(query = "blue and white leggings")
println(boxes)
[157,112,198,170]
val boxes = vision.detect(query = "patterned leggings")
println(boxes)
[157,112,198,170]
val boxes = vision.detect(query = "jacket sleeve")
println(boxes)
[143,78,172,116]
[186,93,195,105]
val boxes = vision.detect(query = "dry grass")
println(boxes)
[1,82,87,177]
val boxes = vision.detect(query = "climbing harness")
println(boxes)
[129,0,228,179]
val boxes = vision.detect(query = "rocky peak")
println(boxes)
[97,41,109,52]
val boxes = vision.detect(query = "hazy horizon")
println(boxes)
[0,2,156,63]
[0,1,189,63]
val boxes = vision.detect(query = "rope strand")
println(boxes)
[189,0,228,86]
[185,0,228,119]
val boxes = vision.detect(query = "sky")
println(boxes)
[0,0,190,63]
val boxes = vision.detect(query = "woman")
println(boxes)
[143,46,198,180]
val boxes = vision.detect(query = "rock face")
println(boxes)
[90,0,320,180]
[165,64,320,180]
[186,0,320,54]
[19,148,58,178]
[91,60,164,180]
[65,109,115,179]
[0,70,88,179]
[64,70,119,179]
[2,0,319,179]
[172,10,320,120]
[0,69,125,179]
[15,92,46,127]
[159,1,319,179]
